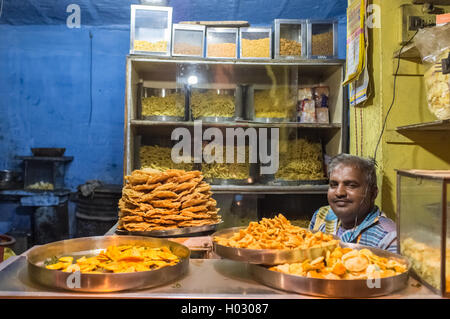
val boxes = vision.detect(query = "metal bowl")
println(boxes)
[212,226,339,265]
[27,235,190,292]
[249,243,411,298]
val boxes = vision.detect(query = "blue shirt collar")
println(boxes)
[331,206,382,243]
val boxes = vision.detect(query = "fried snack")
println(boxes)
[207,43,236,58]
[45,245,179,273]
[254,87,296,119]
[270,246,408,280]
[241,38,270,58]
[311,31,334,56]
[279,38,302,56]
[134,40,167,52]
[118,169,222,232]
[275,138,325,181]
[423,49,450,120]
[140,145,194,172]
[214,214,338,250]
[173,42,202,56]
[201,145,251,180]
[401,237,450,290]
[190,90,235,118]
[141,92,184,117]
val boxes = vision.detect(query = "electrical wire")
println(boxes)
[372,29,419,161]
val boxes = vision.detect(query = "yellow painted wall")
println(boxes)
[349,0,450,219]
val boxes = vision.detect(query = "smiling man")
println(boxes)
[309,153,397,252]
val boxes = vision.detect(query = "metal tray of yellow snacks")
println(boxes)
[26,235,190,292]
[249,243,410,298]
[212,214,339,266]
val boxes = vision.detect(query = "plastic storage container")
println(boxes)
[130,5,172,56]
[274,19,307,59]
[396,169,450,296]
[239,27,272,59]
[307,20,338,59]
[206,28,238,59]
[172,24,205,57]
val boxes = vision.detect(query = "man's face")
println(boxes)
[327,164,378,228]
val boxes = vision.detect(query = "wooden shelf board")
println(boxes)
[396,119,450,131]
[131,120,342,129]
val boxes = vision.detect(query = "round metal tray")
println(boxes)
[205,178,251,186]
[252,117,287,123]
[268,179,328,186]
[27,235,190,292]
[212,226,339,266]
[195,116,235,122]
[115,222,222,238]
[249,243,411,298]
[142,115,185,121]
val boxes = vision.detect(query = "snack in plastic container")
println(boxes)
[414,24,450,120]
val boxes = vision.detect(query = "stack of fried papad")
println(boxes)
[118,169,221,232]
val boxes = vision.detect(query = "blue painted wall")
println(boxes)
[0,0,347,234]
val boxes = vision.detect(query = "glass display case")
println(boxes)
[307,20,338,59]
[274,19,307,59]
[397,169,450,296]
[130,5,172,56]
[239,27,272,60]
[172,24,205,58]
[206,28,239,59]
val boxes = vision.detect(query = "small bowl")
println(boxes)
[31,148,66,157]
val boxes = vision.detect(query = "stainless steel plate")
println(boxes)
[249,243,411,298]
[195,116,235,122]
[115,222,221,238]
[268,179,328,186]
[142,115,185,121]
[205,178,251,186]
[212,226,339,265]
[252,117,287,123]
[27,235,190,292]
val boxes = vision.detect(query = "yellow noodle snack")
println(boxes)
[118,169,221,232]
[254,87,296,119]
[45,245,179,273]
[275,138,325,181]
[270,246,407,280]
[134,40,168,52]
[191,90,235,118]
[141,93,184,117]
[241,38,271,58]
[140,145,193,172]
[214,214,338,250]
[202,145,250,180]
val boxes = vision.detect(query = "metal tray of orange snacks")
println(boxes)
[26,235,190,292]
[249,242,410,298]
[212,214,339,266]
